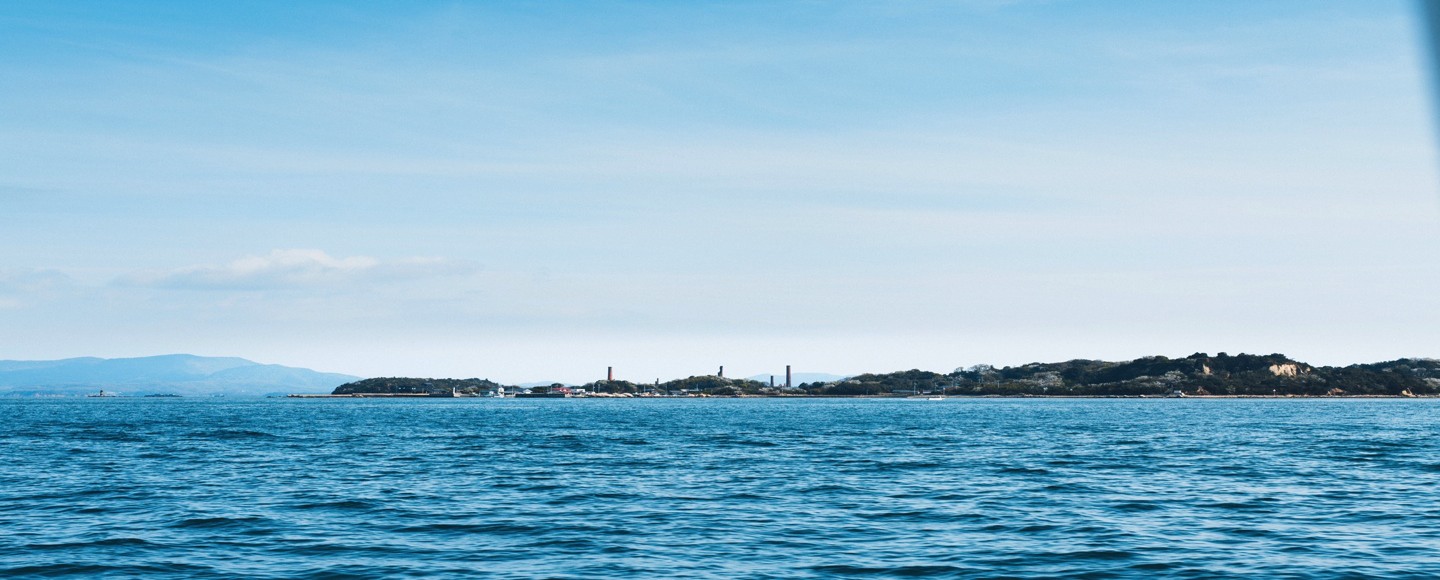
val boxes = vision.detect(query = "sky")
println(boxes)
[2,0,1438,384]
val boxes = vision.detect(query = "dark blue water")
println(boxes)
[2,398,1439,578]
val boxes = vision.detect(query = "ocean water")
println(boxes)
[2,398,1438,579]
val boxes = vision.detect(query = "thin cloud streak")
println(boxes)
[0,268,74,309]
[116,249,479,291]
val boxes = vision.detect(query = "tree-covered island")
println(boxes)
[327,353,1440,398]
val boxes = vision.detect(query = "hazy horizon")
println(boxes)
[3,1,1438,384]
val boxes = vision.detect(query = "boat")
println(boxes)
[86,390,120,398]
[928,380,957,400]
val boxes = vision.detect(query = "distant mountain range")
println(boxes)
[0,354,360,397]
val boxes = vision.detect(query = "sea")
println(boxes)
[2,397,1438,579]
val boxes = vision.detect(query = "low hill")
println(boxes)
[332,377,504,395]
[0,354,360,397]
[816,353,1440,397]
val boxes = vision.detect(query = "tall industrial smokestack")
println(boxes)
[786,365,792,388]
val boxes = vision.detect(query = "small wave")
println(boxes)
[811,564,976,576]
[799,484,859,495]
[584,491,635,500]
[1201,499,1278,511]
[997,466,1049,475]
[4,562,212,576]
[1326,452,1384,463]
[28,537,154,550]
[1054,549,1137,561]
[186,429,279,440]
[391,522,543,535]
[291,499,380,511]
[710,436,779,447]
[73,431,146,443]
[857,510,959,523]
[885,461,943,470]
[1126,561,1181,572]
[172,515,270,530]
[273,543,443,558]
[1042,483,1094,492]
[1112,501,1162,512]
[1218,526,1279,538]
[1332,510,1405,523]
[519,537,598,550]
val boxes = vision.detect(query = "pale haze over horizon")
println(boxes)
[3,1,1438,384]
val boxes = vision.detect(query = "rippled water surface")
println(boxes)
[3,398,1439,578]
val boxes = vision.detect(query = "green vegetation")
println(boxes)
[332,377,503,395]
[810,354,1439,397]
[331,354,1440,397]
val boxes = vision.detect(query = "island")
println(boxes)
[297,353,1440,398]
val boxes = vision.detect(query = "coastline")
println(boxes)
[284,393,1439,399]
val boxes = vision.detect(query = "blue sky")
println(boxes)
[2,1,1437,383]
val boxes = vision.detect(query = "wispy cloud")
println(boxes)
[117,249,479,290]
[0,268,73,309]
